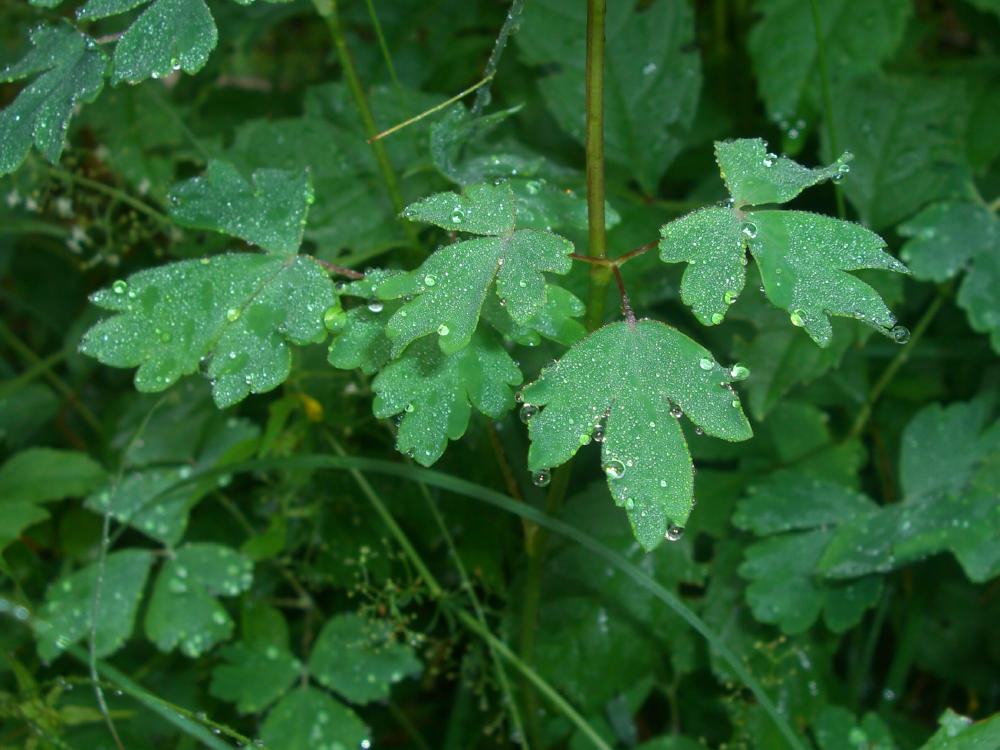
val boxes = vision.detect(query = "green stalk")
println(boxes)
[584,0,612,331]
[46,165,174,229]
[809,0,846,217]
[312,0,418,248]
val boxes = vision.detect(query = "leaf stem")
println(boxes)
[809,0,846,218]
[848,286,948,438]
[46,165,174,229]
[613,265,635,326]
[311,0,419,248]
[584,0,611,331]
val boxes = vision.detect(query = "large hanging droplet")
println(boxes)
[531,469,551,487]
[665,524,685,542]
[519,404,538,423]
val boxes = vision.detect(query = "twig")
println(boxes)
[367,74,495,143]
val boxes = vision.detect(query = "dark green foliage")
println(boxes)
[1,0,999,748]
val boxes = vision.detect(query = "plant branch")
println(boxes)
[584,0,611,331]
[471,0,526,117]
[613,265,635,325]
[367,73,495,143]
[314,258,365,279]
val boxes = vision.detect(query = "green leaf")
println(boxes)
[112,0,216,84]
[144,543,253,657]
[715,138,852,206]
[747,0,911,119]
[209,641,301,713]
[916,709,1000,750]
[79,253,335,407]
[308,613,422,704]
[482,284,587,348]
[37,549,155,661]
[167,160,313,255]
[734,472,883,634]
[899,201,1000,351]
[378,182,574,354]
[372,332,522,466]
[0,24,107,176]
[522,320,751,550]
[516,0,701,193]
[828,73,970,229]
[0,504,50,552]
[327,270,403,375]
[0,448,106,505]
[260,688,369,750]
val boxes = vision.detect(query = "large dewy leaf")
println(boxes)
[80,253,335,407]
[167,160,314,255]
[516,0,701,193]
[0,24,107,176]
[377,182,574,354]
[522,320,752,550]
[372,332,522,466]
[112,0,217,84]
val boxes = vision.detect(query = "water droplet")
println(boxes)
[404,403,415,413]
[669,405,683,419]
[763,152,777,167]
[603,459,626,479]
[524,180,542,195]
[729,363,750,381]
[531,469,551,487]
[699,357,714,370]
[743,222,758,239]
[890,325,910,344]
[642,61,657,75]
[437,323,450,336]
[226,307,241,322]
[423,274,437,287]
[112,280,128,294]
[324,306,347,332]
[592,423,605,442]
[665,524,685,542]
[724,290,738,304]
[367,301,384,313]
[711,312,724,325]
[170,57,180,71]
[450,207,465,224]
[624,497,635,510]
[790,309,806,327]
[519,404,538,423]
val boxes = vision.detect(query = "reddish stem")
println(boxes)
[612,266,635,326]
[315,259,365,279]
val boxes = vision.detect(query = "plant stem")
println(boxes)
[849,584,893,709]
[848,287,948,438]
[368,73,495,144]
[584,0,612,331]
[809,0,846,218]
[471,0,526,117]
[46,165,174,229]
[311,0,418,248]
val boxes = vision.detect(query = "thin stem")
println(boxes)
[849,585,893,709]
[584,0,611,332]
[46,165,174,229]
[809,0,846,218]
[471,0,526,117]
[989,194,1000,213]
[363,0,408,115]
[613,266,635,325]
[314,258,365,279]
[848,288,948,438]
[367,74,495,143]
[312,0,419,248]
[568,239,657,269]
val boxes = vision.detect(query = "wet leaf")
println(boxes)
[372,332,522,466]
[522,320,751,550]
[308,613,422,704]
[0,24,107,176]
[167,160,313,255]
[917,709,1000,750]
[210,641,301,713]
[260,688,368,750]
[111,0,216,84]
[79,253,335,407]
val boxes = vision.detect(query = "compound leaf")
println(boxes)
[308,613,422,704]
[522,320,751,550]
[210,641,301,714]
[899,201,1000,351]
[747,0,911,119]
[37,549,155,661]
[260,688,369,750]
[80,253,334,407]
[167,160,313,255]
[0,24,107,176]
[145,543,254,657]
[516,0,701,193]
[111,0,217,84]
[378,182,574,354]
[372,332,522,466]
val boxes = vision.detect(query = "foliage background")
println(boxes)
[1,0,1000,748]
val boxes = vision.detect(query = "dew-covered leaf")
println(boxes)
[378,182,574,354]
[209,641,301,713]
[916,709,1000,750]
[37,549,154,661]
[819,400,1000,582]
[0,24,107,177]
[167,160,313,255]
[260,688,369,750]
[899,201,1000,351]
[111,0,216,84]
[522,320,751,550]
[715,139,852,207]
[482,284,586,348]
[372,332,522,466]
[747,0,911,119]
[734,472,883,633]
[308,613,422,704]
[79,253,335,407]
[516,0,701,193]
[144,543,253,657]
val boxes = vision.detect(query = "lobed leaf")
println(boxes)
[260,688,369,750]
[522,319,751,550]
[80,253,335,407]
[378,182,574,354]
[167,160,314,255]
[111,0,217,84]
[0,24,107,176]
[210,641,301,714]
[372,332,522,466]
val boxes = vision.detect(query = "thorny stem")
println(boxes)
[809,0,846,218]
[311,0,419,249]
